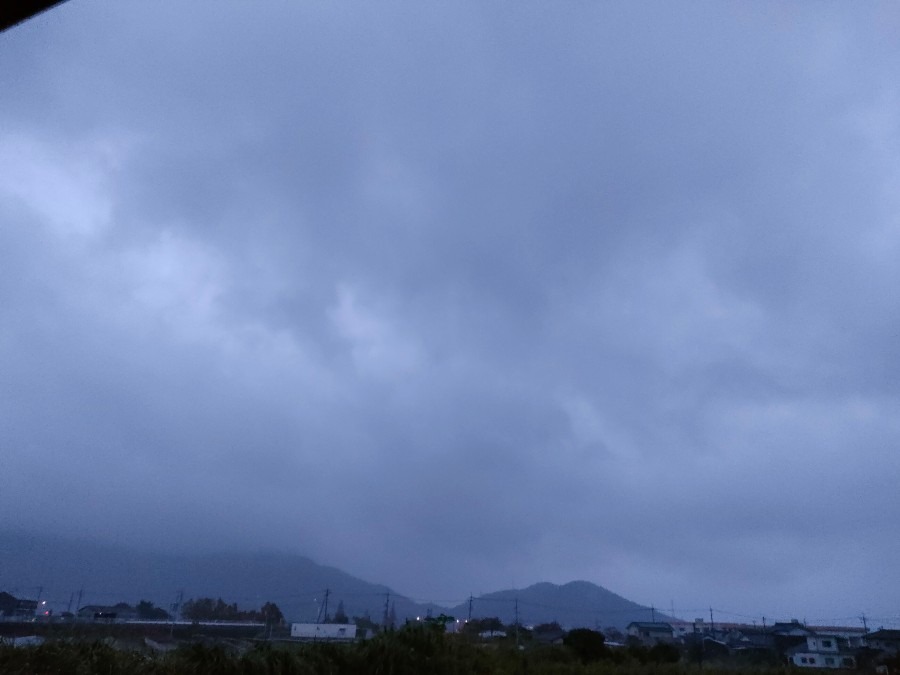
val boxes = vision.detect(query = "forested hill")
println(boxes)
[449,581,665,630]
[1,531,658,628]
[0,531,437,624]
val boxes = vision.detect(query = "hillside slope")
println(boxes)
[450,580,664,629]
[1,531,659,628]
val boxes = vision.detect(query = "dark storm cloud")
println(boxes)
[2,0,900,622]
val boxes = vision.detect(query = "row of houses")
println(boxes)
[0,593,38,619]
[626,619,900,669]
[1,594,156,623]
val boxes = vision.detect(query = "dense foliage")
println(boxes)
[0,625,798,675]
[136,600,171,621]
[180,598,284,624]
[563,628,608,662]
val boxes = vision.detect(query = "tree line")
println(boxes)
[180,598,284,624]
[0,622,741,675]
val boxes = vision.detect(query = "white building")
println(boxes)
[290,623,357,641]
[788,635,856,670]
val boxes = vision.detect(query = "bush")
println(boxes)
[563,629,608,663]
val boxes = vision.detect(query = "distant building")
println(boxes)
[479,629,507,639]
[290,623,357,641]
[787,634,857,670]
[671,620,704,639]
[77,605,138,622]
[670,618,755,640]
[806,626,868,649]
[866,629,900,656]
[0,592,38,618]
[534,627,567,645]
[769,620,815,638]
[626,622,673,645]
[0,592,20,617]
[766,619,816,655]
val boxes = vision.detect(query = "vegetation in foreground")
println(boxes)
[0,624,803,675]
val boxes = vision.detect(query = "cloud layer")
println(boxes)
[2,1,899,625]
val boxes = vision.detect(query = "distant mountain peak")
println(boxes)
[0,531,658,629]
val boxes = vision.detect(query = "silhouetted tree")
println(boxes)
[603,626,625,643]
[181,598,205,621]
[387,602,397,630]
[424,613,455,633]
[564,628,608,663]
[354,612,379,634]
[460,617,502,636]
[333,600,348,624]
[480,617,503,633]
[136,600,170,620]
[260,602,284,625]
[181,597,264,622]
[648,641,680,663]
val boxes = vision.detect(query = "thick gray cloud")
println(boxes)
[2,1,900,625]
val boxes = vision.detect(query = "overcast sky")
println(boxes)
[2,1,900,626]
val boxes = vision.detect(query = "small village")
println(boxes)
[2,589,900,673]
[623,619,899,671]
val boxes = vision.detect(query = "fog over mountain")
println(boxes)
[0,531,656,629]
[2,2,900,627]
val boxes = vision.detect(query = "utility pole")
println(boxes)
[762,616,766,630]
[514,598,520,649]
[76,588,84,618]
[468,595,473,622]
[382,592,391,629]
[709,607,715,635]
[34,586,43,617]
[861,614,868,633]
[170,590,183,639]
[67,593,74,613]
[317,588,330,623]
[651,604,656,622]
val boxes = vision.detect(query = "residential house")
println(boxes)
[533,628,567,645]
[767,620,816,655]
[807,626,868,649]
[866,629,900,656]
[0,592,38,618]
[671,619,765,643]
[787,634,857,670]
[769,620,815,638]
[671,619,708,640]
[626,622,673,645]
[0,592,17,617]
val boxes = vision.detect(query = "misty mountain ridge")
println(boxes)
[0,531,659,629]
[453,580,668,629]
